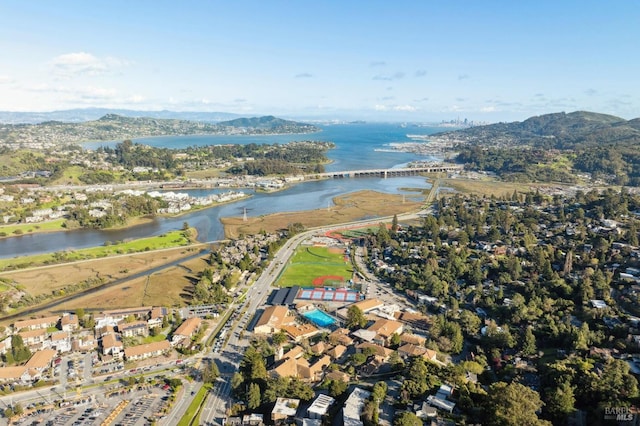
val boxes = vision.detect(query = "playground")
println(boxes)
[275,245,353,288]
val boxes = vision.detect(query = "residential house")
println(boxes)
[0,349,60,383]
[324,370,350,383]
[309,341,329,356]
[281,323,320,342]
[327,344,347,360]
[270,352,330,383]
[328,328,354,346]
[18,329,48,350]
[172,317,202,347]
[0,367,32,384]
[414,402,438,420]
[427,384,456,413]
[355,342,393,360]
[60,313,79,332]
[298,355,331,382]
[0,337,11,355]
[337,299,383,319]
[148,307,168,329]
[72,332,96,353]
[307,394,335,420]
[102,306,152,323]
[118,321,149,338]
[400,333,427,346]
[101,333,123,359]
[271,397,300,422]
[241,413,264,425]
[398,343,429,359]
[343,387,371,426]
[124,340,171,361]
[367,318,404,346]
[254,306,295,334]
[351,329,377,343]
[50,331,71,353]
[14,315,59,332]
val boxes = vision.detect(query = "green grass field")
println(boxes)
[334,226,380,239]
[275,245,352,288]
[0,229,193,271]
[0,219,66,237]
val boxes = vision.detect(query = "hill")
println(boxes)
[0,108,241,124]
[217,115,318,133]
[0,114,320,149]
[439,111,640,149]
[445,111,640,186]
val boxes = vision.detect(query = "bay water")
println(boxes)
[1,123,447,258]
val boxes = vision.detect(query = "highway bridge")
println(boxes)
[309,163,463,179]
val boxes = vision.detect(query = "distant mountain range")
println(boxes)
[0,114,321,149]
[437,111,640,149]
[0,108,242,125]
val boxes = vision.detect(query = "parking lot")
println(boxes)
[10,377,174,426]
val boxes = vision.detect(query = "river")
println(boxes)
[0,123,449,258]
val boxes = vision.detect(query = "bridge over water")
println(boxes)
[309,164,463,179]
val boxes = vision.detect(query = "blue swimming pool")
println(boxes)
[302,309,337,327]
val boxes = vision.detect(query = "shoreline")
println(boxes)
[0,192,251,241]
[220,189,425,239]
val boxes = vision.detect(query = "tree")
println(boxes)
[346,305,367,330]
[328,379,348,397]
[394,411,423,426]
[351,353,367,366]
[203,361,220,384]
[522,327,537,357]
[487,382,549,426]
[391,214,399,233]
[247,382,261,409]
[231,372,244,392]
[372,381,388,403]
[390,332,401,347]
[544,381,575,424]
[9,335,31,364]
[272,330,287,347]
[75,308,85,321]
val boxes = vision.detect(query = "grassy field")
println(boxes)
[0,229,196,272]
[275,245,352,288]
[0,219,67,237]
[222,190,423,239]
[50,165,84,185]
[40,253,210,313]
[333,225,381,239]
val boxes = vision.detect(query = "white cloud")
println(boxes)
[480,106,497,112]
[51,52,130,77]
[0,75,13,84]
[393,105,417,112]
[374,104,417,112]
[373,72,405,81]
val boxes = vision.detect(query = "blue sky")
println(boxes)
[0,1,638,122]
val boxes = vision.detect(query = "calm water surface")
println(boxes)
[1,123,447,258]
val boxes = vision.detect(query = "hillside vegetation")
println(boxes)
[446,111,640,185]
[0,114,320,149]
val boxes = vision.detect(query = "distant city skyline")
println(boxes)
[1,1,638,122]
